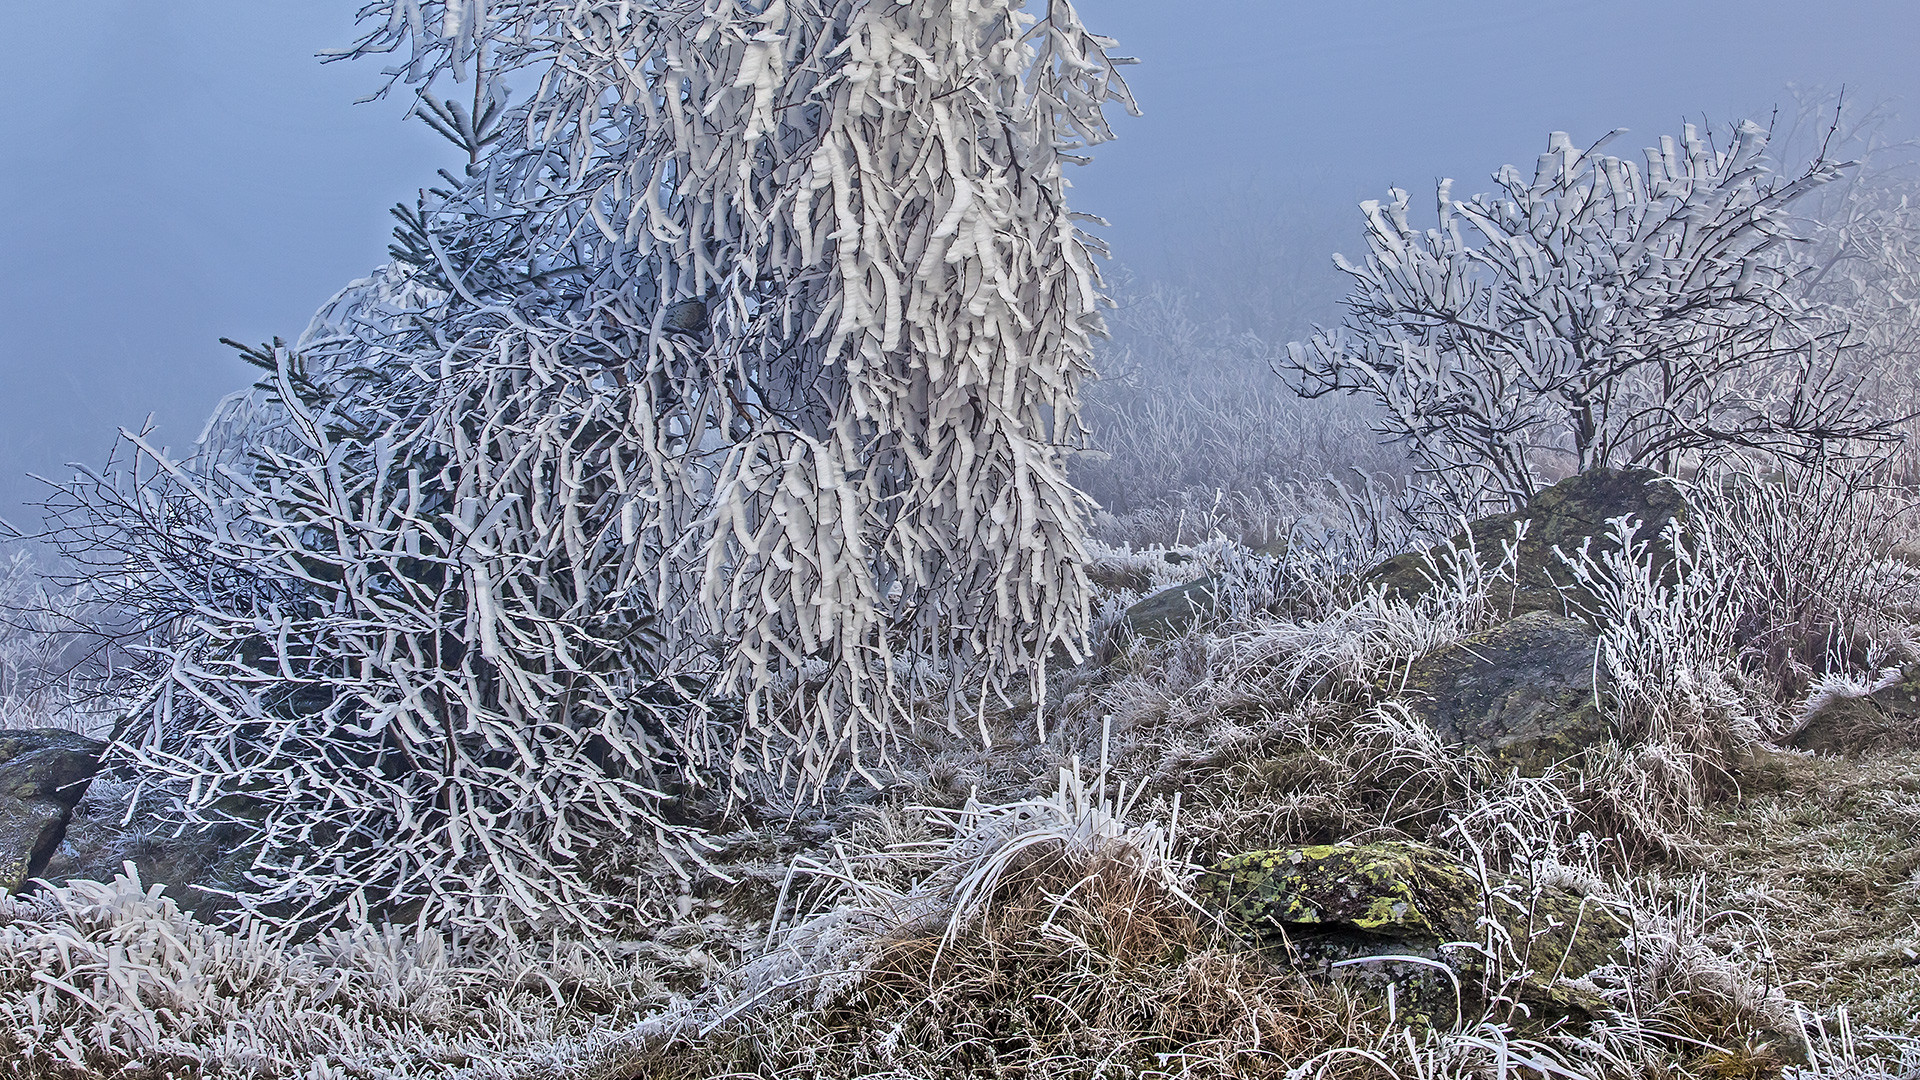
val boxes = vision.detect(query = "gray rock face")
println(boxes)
[0,729,104,892]
[1401,610,1612,774]
[1367,468,1687,621]
[1118,577,1217,640]
[1116,540,1286,641]
[41,783,259,917]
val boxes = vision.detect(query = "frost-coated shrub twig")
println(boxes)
[0,546,119,733]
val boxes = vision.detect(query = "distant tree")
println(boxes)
[49,0,1135,931]
[1282,122,1902,512]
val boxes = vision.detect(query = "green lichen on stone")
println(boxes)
[1207,842,1468,940]
[1203,841,1629,1028]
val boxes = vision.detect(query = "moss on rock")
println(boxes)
[1204,841,1628,1027]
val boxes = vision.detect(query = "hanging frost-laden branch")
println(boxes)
[1282,122,1902,512]
[326,0,1137,771]
[50,0,1135,931]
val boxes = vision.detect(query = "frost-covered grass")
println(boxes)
[10,461,1920,1078]
[0,867,684,1079]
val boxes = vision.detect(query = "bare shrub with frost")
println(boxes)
[1775,93,1920,475]
[42,0,1138,932]
[40,433,706,933]
[1283,121,1900,512]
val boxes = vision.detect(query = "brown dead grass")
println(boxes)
[608,848,1364,1080]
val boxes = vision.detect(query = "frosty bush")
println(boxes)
[1779,95,1920,476]
[1284,121,1901,511]
[45,0,1136,931]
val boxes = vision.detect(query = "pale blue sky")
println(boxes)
[4,1,1919,529]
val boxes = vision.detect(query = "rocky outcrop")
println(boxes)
[1204,841,1628,1025]
[1367,468,1687,620]
[1400,610,1612,774]
[2,731,254,914]
[0,729,104,893]
[1118,576,1218,640]
[1118,470,1684,642]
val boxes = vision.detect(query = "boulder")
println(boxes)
[1118,576,1218,640]
[0,729,104,892]
[1400,610,1612,774]
[1367,468,1687,620]
[1204,841,1628,1026]
[1121,470,1685,642]
[1117,539,1287,641]
[40,783,259,917]
[1788,666,1920,756]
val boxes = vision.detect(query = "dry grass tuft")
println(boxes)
[610,837,1359,1080]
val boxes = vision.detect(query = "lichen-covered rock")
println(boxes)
[1204,841,1627,1026]
[1789,666,1920,756]
[1367,468,1687,620]
[1401,610,1613,774]
[0,729,104,892]
[1208,842,1482,940]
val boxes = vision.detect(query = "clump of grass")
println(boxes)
[599,757,1371,1080]
[1687,460,1920,708]
[0,867,680,1079]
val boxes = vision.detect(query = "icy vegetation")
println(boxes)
[7,3,1920,1078]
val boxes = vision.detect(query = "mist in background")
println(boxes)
[5,0,1920,530]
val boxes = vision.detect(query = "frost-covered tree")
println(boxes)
[49,0,1135,930]
[1283,122,1901,511]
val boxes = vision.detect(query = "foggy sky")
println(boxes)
[4,1,1919,532]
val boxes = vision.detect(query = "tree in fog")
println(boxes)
[51,0,1135,930]
[1284,122,1901,511]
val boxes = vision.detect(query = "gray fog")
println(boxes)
[4,0,1918,530]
